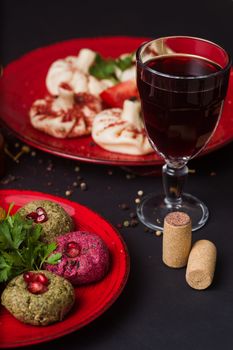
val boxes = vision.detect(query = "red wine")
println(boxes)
[137,55,226,160]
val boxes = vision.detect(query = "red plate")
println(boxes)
[0,36,233,166]
[0,189,129,348]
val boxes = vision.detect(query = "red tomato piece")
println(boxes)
[100,80,139,108]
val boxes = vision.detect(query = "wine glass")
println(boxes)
[136,36,231,231]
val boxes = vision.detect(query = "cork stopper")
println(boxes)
[165,212,190,226]
[186,240,217,290]
[163,211,192,268]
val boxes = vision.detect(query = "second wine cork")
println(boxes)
[186,240,217,290]
[163,211,192,268]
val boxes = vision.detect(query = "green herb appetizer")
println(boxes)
[0,204,61,283]
[17,200,74,243]
[1,270,75,326]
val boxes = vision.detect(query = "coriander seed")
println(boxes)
[65,190,72,196]
[155,230,162,236]
[123,220,130,227]
[80,182,87,191]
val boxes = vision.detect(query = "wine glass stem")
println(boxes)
[162,163,188,208]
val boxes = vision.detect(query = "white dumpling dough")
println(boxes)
[30,86,102,138]
[46,48,114,96]
[92,99,153,155]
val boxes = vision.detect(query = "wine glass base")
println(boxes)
[137,192,209,231]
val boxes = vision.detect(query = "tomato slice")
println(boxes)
[100,80,139,108]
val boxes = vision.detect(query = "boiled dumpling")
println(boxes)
[29,85,102,138]
[92,99,153,155]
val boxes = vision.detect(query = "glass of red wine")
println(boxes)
[136,36,231,231]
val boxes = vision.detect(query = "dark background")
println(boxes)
[1,0,233,349]
[1,0,233,65]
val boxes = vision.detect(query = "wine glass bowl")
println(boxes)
[136,36,231,231]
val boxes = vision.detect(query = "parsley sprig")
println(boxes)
[89,52,134,81]
[0,205,61,283]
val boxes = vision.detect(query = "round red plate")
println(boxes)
[0,37,232,166]
[0,189,129,348]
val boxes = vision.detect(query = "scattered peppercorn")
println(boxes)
[123,220,130,227]
[21,145,30,153]
[118,203,129,210]
[1,174,18,185]
[46,162,53,172]
[129,212,137,219]
[65,190,72,196]
[126,173,135,180]
[130,219,139,227]
[116,223,123,229]
[155,230,162,236]
[137,190,144,197]
[80,182,87,191]
[144,227,153,233]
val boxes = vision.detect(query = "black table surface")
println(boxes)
[1,1,233,349]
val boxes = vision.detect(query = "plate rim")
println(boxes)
[0,189,130,348]
[2,117,233,166]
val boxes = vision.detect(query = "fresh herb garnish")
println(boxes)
[115,53,135,71]
[89,52,134,81]
[0,205,61,283]
[90,54,116,80]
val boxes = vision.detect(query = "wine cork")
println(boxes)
[186,240,217,290]
[162,211,192,268]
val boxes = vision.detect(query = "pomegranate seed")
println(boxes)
[23,271,35,283]
[26,207,48,223]
[26,212,38,221]
[67,241,79,250]
[27,282,48,294]
[35,273,49,286]
[36,207,46,216]
[36,214,47,223]
[65,241,80,258]
[66,248,80,258]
